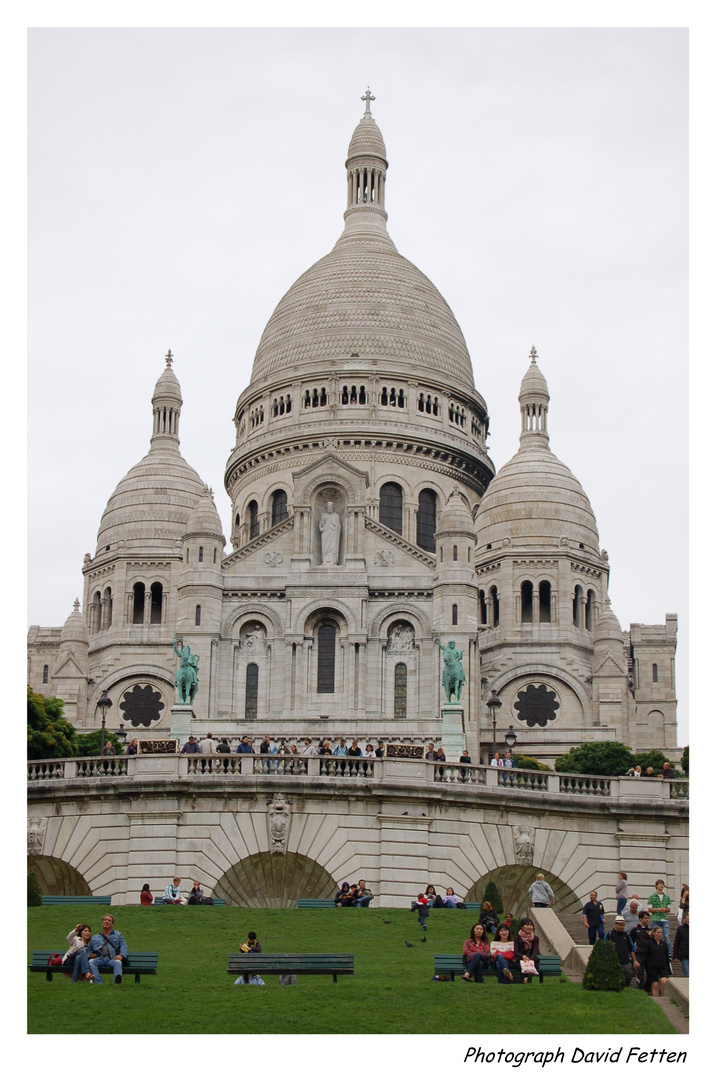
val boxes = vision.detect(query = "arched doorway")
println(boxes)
[214,851,337,908]
[466,866,580,919]
[27,855,92,896]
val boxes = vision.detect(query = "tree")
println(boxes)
[632,750,673,774]
[27,687,78,760]
[76,728,123,757]
[680,745,689,775]
[582,938,625,992]
[513,754,552,772]
[554,741,634,777]
[480,880,504,913]
[27,872,43,907]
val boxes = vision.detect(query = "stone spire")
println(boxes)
[344,87,389,229]
[518,346,550,447]
[151,349,183,447]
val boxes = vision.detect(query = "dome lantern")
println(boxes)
[344,87,389,230]
[151,349,183,446]
[519,346,550,447]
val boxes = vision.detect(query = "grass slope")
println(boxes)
[27,906,676,1035]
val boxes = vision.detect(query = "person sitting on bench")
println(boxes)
[86,914,128,984]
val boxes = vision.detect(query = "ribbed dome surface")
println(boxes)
[96,447,207,552]
[153,362,182,403]
[60,601,89,645]
[475,444,599,552]
[437,488,475,533]
[185,490,225,538]
[250,235,476,390]
[346,114,387,162]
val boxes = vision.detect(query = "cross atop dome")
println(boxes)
[361,87,375,116]
[529,345,538,362]
[165,349,174,367]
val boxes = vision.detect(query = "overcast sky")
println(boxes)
[26,26,688,739]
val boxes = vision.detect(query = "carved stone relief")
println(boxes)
[28,816,48,855]
[375,549,394,566]
[267,793,292,854]
[387,623,415,654]
[513,824,535,866]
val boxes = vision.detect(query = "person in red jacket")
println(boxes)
[139,884,153,905]
[462,923,490,983]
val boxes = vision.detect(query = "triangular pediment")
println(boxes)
[52,654,86,679]
[292,452,370,503]
[366,516,437,569]
[594,650,626,676]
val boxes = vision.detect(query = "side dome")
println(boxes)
[184,489,225,541]
[95,355,208,552]
[59,599,89,646]
[436,486,475,535]
[476,352,600,553]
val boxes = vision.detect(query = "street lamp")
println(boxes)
[505,725,517,750]
[97,689,113,736]
[487,689,502,759]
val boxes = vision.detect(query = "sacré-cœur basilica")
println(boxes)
[27,92,678,766]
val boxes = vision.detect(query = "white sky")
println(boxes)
[26,25,689,738]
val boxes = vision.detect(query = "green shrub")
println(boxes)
[582,938,625,992]
[27,687,78,760]
[481,880,503,913]
[514,754,552,772]
[27,872,43,907]
[680,745,689,775]
[555,742,634,777]
[75,729,124,756]
[632,750,672,775]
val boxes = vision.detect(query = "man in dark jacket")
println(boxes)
[582,891,606,945]
[630,910,654,989]
[673,913,689,977]
[606,916,636,985]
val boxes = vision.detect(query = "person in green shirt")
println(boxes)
[647,879,672,959]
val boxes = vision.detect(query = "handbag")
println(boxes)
[520,959,538,975]
[48,953,63,966]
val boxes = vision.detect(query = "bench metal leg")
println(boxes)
[134,974,140,983]
[332,973,337,983]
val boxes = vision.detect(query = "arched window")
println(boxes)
[132,582,145,624]
[479,590,487,624]
[198,546,204,563]
[42,664,49,684]
[150,582,163,624]
[195,605,201,626]
[317,623,336,694]
[452,604,458,625]
[453,545,458,561]
[652,663,658,683]
[271,489,288,526]
[245,663,258,720]
[394,663,407,719]
[521,581,533,623]
[103,586,113,629]
[379,482,403,534]
[417,489,437,552]
[235,512,240,529]
[92,590,101,634]
[586,589,596,631]
[248,500,259,539]
[490,585,500,627]
[573,585,584,628]
[539,580,552,623]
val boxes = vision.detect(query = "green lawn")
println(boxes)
[27,905,677,1035]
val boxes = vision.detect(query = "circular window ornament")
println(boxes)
[513,683,560,728]
[119,684,166,728]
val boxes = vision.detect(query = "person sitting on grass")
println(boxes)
[235,931,264,986]
[63,923,94,982]
[86,913,128,984]
[514,917,541,983]
[489,923,516,983]
[335,882,354,907]
[187,881,204,905]
[140,883,153,905]
[354,880,373,907]
[479,900,499,933]
[425,885,443,908]
[163,877,182,904]
[462,922,489,983]
[442,887,463,909]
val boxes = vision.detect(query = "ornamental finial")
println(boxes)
[529,345,538,362]
[361,87,375,116]
[165,349,173,367]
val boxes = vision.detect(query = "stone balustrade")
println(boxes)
[27,754,688,800]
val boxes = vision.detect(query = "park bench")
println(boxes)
[433,953,562,983]
[41,895,111,905]
[227,952,354,983]
[409,901,481,911]
[297,898,338,908]
[152,897,225,905]
[29,950,158,983]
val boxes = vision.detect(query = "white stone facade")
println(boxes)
[27,96,678,764]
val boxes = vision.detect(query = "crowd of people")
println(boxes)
[138,878,215,905]
[334,880,374,907]
[461,917,540,984]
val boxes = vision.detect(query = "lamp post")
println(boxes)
[487,689,502,760]
[97,690,112,743]
[505,725,517,751]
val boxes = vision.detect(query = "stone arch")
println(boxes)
[466,865,580,920]
[222,603,284,639]
[213,850,337,908]
[293,454,369,505]
[28,855,92,897]
[294,597,358,636]
[86,668,174,728]
[369,603,432,640]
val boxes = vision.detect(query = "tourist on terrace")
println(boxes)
[462,922,489,983]
[643,925,671,996]
[335,882,354,907]
[181,736,200,753]
[375,741,385,758]
[673,912,689,977]
[435,745,447,779]
[513,917,541,983]
[101,740,116,757]
[647,879,673,958]
[489,923,516,983]
[126,738,139,755]
[459,749,471,782]
[163,877,182,904]
[425,742,438,761]
[199,733,217,754]
[615,871,629,915]
[347,739,363,775]
[334,738,349,775]
[582,890,605,944]
[237,736,254,754]
[63,923,94,982]
[139,883,153,905]
[528,873,555,908]
[216,737,231,753]
[490,751,504,767]
[661,761,675,779]
[300,738,313,755]
[678,884,689,922]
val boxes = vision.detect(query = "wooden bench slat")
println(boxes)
[41,896,112,905]
[227,952,353,982]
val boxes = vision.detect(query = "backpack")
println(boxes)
[48,953,64,966]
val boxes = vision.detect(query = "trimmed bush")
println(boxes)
[680,745,689,775]
[582,938,625,992]
[632,750,673,775]
[555,741,634,777]
[481,880,504,914]
[513,754,552,772]
[28,872,43,907]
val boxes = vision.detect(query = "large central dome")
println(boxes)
[249,95,476,393]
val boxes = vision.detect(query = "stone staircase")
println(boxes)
[556,911,684,977]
